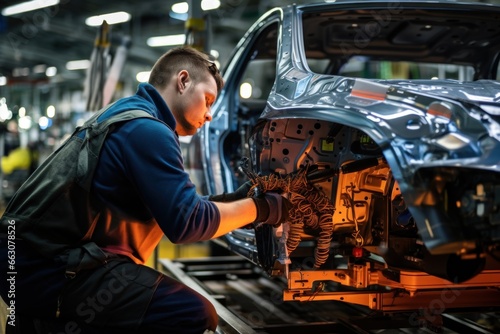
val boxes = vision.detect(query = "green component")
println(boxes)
[321,138,334,152]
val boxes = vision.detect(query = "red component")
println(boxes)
[352,247,363,258]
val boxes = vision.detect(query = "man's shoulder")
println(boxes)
[115,116,176,142]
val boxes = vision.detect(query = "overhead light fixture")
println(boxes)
[210,50,219,59]
[2,0,60,16]
[85,11,131,27]
[136,71,151,83]
[201,0,221,11]
[46,66,57,77]
[0,98,12,121]
[46,105,56,118]
[240,82,253,99]
[39,116,52,130]
[171,0,221,14]
[66,60,90,70]
[18,116,33,130]
[171,2,189,14]
[147,34,185,47]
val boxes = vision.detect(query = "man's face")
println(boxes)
[174,74,217,136]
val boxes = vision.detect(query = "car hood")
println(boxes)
[262,72,500,192]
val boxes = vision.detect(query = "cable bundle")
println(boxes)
[246,168,334,268]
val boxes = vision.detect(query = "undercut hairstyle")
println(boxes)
[148,46,224,94]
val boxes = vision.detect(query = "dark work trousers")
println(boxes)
[0,237,218,333]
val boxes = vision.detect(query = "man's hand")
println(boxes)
[208,181,253,202]
[252,193,292,228]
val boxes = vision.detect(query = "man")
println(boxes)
[0,46,289,333]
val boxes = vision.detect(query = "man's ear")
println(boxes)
[177,70,190,94]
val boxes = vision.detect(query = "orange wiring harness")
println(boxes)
[247,169,334,268]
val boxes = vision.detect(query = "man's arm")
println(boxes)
[210,198,257,238]
[210,192,291,238]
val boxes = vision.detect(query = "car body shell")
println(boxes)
[186,0,500,309]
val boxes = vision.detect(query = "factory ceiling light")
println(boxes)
[171,0,221,13]
[1,0,60,16]
[147,34,185,47]
[66,60,91,71]
[136,71,150,83]
[201,0,221,11]
[85,11,132,27]
[171,2,189,14]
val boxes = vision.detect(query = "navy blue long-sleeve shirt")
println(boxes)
[90,83,220,263]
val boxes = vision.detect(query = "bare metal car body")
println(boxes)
[186,0,500,311]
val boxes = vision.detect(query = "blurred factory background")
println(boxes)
[0,0,295,205]
[0,0,295,265]
[0,0,499,205]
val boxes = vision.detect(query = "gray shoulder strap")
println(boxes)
[76,109,160,191]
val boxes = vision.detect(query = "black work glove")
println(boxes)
[252,193,292,228]
[208,181,254,202]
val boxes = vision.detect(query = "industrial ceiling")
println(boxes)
[0,0,497,95]
[0,0,287,88]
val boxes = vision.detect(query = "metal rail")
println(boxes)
[159,257,258,334]
[159,256,499,334]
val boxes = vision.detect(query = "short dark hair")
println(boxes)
[148,46,224,94]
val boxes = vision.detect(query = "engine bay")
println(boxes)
[230,117,500,310]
